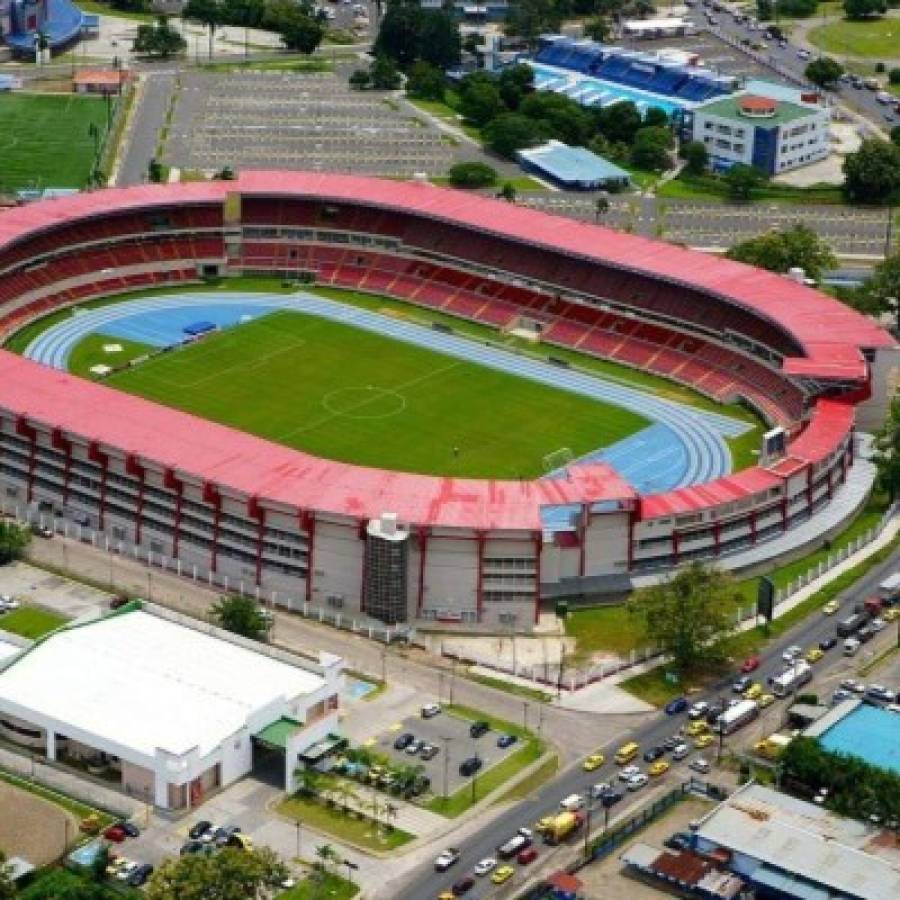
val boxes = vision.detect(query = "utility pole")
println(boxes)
[441,736,452,805]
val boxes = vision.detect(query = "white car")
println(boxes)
[870,617,887,632]
[590,782,612,799]
[474,857,497,877]
[690,758,711,774]
[559,793,585,812]
[420,703,441,719]
[433,848,460,872]
[0,594,18,610]
[626,773,649,791]
[618,765,641,782]
[782,645,802,663]
[688,701,710,720]
[116,861,139,881]
[517,826,533,840]
[672,743,691,761]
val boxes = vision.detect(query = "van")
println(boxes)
[614,742,639,765]
[559,793,585,812]
[843,638,861,656]
[878,573,900,603]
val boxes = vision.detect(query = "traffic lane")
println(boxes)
[397,545,900,899]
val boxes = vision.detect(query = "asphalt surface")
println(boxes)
[389,542,900,900]
[116,71,176,187]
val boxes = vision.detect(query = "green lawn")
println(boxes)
[0,606,68,639]
[275,794,413,852]
[91,308,648,479]
[565,604,647,664]
[464,671,553,703]
[280,871,359,899]
[809,17,900,59]
[67,334,156,379]
[76,0,154,20]
[0,768,113,824]
[0,93,111,192]
[657,172,845,205]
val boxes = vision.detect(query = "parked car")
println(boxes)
[434,848,460,871]
[126,864,154,887]
[213,826,241,847]
[643,746,665,763]
[116,861,139,882]
[421,703,441,719]
[103,825,127,843]
[672,743,691,760]
[870,617,887,633]
[705,701,726,725]
[405,740,423,755]
[689,758,711,774]
[474,857,497,876]
[470,721,490,739]
[393,732,414,751]
[626,773,649,791]
[497,733,517,749]
[805,647,824,664]
[116,821,140,838]
[664,697,688,715]
[688,701,710,719]
[459,756,482,777]
[841,678,866,693]
[866,684,896,703]
[740,656,760,673]
[419,743,439,761]
[832,689,852,705]
[664,832,692,851]
[823,600,840,615]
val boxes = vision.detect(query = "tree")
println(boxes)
[680,140,709,175]
[447,162,498,188]
[264,0,324,54]
[890,67,900,86]
[417,9,461,70]
[805,56,844,89]
[630,125,673,171]
[314,843,337,874]
[458,79,503,127]
[726,224,837,280]
[892,125,900,149]
[499,181,517,202]
[872,394,900,503]
[148,157,164,183]
[369,55,401,90]
[497,63,534,111]
[519,91,593,146]
[0,852,14,900]
[483,113,547,158]
[859,250,900,330]
[0,521,30,565]
[584,15,611,41]
[374,3,422,69]
[843,138,900,203]
[132,16,186,57]
[91,845,111,883]
[146,847,288,900]
[629,562,742,676]
[293,765,323,797]
[643,106,669,128]
[724,163,766,202]
[183,0,221,59]
[349,68,371,90]
[504,0,566,45]
[843,0,887,18]
[593,100,643,145]
[209,594,269,640]
[405,61,445,101]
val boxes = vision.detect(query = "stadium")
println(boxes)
[0,172,894,633]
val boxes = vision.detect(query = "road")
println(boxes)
[116,71,177,187]
[389,543,900,900]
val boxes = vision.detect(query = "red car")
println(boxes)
[740,656,760,673]
[103,825,127,843]
[517,846,539,865]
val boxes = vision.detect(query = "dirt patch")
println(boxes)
[576,797,715,899]
[0,781,80,865]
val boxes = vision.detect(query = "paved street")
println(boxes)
[116,71,177,187]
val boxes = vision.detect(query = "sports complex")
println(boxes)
[0,172,894,632]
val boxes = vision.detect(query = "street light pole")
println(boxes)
[295,820,302,859]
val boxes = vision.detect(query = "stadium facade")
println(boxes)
[0,173,894,632]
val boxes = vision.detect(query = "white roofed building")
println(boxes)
[0,605,344,809]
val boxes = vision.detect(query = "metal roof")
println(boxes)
[517,141,632,184]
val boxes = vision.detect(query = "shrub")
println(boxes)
[447,162,498,188]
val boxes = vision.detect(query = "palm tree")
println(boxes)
[315,843,336,874]
[293,766,322,799]
[383,802,399,833]
[332,780,358,815]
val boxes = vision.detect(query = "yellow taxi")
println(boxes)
[757,693,775,709]
[694,733,715,750]
[582,753,605,772]
[535,816,554,834]
[823,600,840,615]
[805,647,824,664]
[439,893,456,900]
[491,865,515,885]
[884,607,900,622]
[648,759,670,777]
[685,720,709,737]
[743,683,763,701]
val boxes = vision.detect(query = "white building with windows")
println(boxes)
[0,605,344,809]
[691,91,830,175]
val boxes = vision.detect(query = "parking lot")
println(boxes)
[163,70,458,177]
[372,709,522,799]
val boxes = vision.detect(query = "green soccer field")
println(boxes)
[101,310,649,479]
[0,93,111,191]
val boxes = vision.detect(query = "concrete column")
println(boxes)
[45,730,57,761]
[154,775,168,809]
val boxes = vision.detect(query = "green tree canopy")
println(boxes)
[519,91,594,146]
[630,125,673,171]
[843,0,887,19]
[183,0,221,58]
[405,61,445,101]
[369,55,401,90]
[504,0,567,44]
[680,140,709,174]
[0,851,15,900]
[374,4,460,70]
[628,562,742,676]
[458,78,503,127]
[349,68,371,90]
[210,594,269,640]
[132,16,186,57]
[725,223,837,280]
[857,250,900,331]
[447,161,498,188]
[593,100,643,145]
[804,56,844,88]
[872,393,900,503]
[843,138,900,203]
[146,847,287,900]
[483,112,548,158]
[497,63,534,111]
[0,521,30,565]
[263,0,324,53]
[725,163,766,202]
[584,15,611,41]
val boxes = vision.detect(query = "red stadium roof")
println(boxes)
[0,352,635,531]
[0,173,891,376]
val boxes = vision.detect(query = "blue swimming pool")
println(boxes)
[819,705,900,774]
[528,62,684,116]
[345,678,377,701]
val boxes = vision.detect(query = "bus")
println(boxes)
[716,699,759,734]
[772,660,812,698]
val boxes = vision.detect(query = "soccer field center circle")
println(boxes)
[321,386,408,420]
[22,290,748,493]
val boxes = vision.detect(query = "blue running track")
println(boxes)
[24,291,751,498]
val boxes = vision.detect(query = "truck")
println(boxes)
[772,660,812,698]
[716,698,759,734]
[542,811,584,845]
[836,611,868,638]
[878,573,900,604]
[753,733,792,760]
[497,833,531,860]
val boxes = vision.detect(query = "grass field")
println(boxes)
[808,17,900,60]
[0,605,68,639]
[0,93,110,192]
[99,309,649,479]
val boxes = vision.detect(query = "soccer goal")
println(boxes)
[542,447,574,475]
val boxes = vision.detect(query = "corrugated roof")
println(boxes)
[0,352,634,531]
[517,140,631,183]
